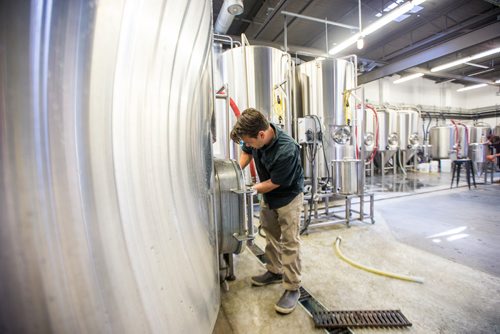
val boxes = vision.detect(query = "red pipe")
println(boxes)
[228,97,257,182]
[450,119,461,156]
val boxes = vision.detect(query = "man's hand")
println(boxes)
[486,154,497,162]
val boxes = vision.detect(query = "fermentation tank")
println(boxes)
[495,125,500,136]
[0,1,222,333]
[430,125,469,159]
[469,125,491,143]
[295,58,360,194]
[217,45,291,136]
[296,59,356,173]
[374,108,399,173]
[360,107,375,153]
[397,109,420,150]
[377,109,399,151]
[468,143,489,175]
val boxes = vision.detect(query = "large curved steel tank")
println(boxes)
[296,58,357,179]
[216,45,291,134]
[0,1,219,333]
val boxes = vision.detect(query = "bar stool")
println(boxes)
[451,159,476,189]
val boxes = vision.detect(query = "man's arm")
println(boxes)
[239,151,253,169]
[253,179,280,194]
[487,153,500,161]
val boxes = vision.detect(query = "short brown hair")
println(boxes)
[230,108,269,143]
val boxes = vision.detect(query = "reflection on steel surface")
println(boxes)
[296,59,356,178]
[0,0,218,333]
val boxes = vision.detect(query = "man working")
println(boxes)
[230,108,304,314]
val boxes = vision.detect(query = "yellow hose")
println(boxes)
[334,237,424,284]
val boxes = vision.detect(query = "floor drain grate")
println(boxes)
[312,310,412,329]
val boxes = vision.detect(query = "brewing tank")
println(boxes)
[376,109,399,151]
[468,143,488,163]
[361,107,376,152]
[495,125,500,136]
[430,125,468,159]
[296,58,356,179]
[469,125,491,143]
[0,1,219,333]
[397,109,420,149]
[217,45,291,131]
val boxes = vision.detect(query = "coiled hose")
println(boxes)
[334,237,424,284]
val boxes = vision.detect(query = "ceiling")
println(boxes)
[213,0,500,88]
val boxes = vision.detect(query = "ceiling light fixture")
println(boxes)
[393,72,424,84]
[456,83,487,92]
[431,47,500,72]
[357,38,364,49]
[329,0,426,55]
[495,79,500,84]
[464,62,489,69]
[226,0,244,15]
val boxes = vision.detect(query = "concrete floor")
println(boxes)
[213,172,500,334]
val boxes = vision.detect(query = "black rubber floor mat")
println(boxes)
[313,309,412,329]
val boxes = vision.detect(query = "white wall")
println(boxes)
[362,75,500,109]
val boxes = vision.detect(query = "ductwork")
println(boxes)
[215,0,244,34]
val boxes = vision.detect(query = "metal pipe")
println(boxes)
[241,33,250,115]
[215,0,236,34]
[284,14,288,52]
[214,33,241,48]
[281,10,358,30]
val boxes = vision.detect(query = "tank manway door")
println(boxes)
[214,159,255,284]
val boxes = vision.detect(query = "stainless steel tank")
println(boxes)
[332,159,363,194]
[357,106,377,153]
[468,143,488,163]
[296,58,357,180]
[469,143,489,175]
[430,125,468,159]
[214,159,245,255]
[0,1,219,333]
[397,109,420,149]
[469,125,491,143]
[376,109,399,151]
[217,45,291,134]
[495,125,500,136]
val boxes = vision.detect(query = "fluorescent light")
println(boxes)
[495,79,500,83]
[393,72,424,83]
[470,47,500,60]
[384,3,399,12]
[464,62,489,69]
[362,1,415,36]
[457,83,487,92]
[329,0,426,55]
[356,38,364,49]
[431,47,500,72]
[329,33,361,55]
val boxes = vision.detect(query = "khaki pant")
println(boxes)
[260,193,303,291]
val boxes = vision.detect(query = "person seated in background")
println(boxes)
[486,135,500,168]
